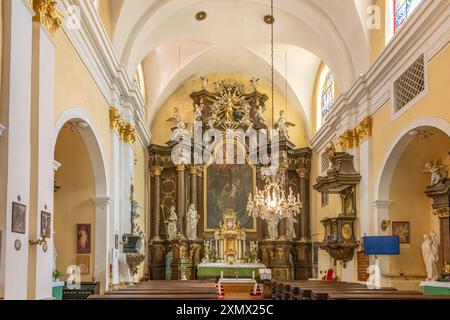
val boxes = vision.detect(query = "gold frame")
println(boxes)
[203,138,257,232]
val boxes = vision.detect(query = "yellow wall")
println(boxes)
[371,0,387,63]
[151,74,309,148]
[388,129,449,277]
[54,30,112,183]
[133,141,148,279]
[372,45,450,186]
[54,127,96,282]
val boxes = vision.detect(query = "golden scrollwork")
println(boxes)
[151,166,164,177]
[32,0,63,37]
[433,207,449,218]
[109,108,137,144]
[338,117,372,151]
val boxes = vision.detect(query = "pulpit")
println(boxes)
[214,210,247,263]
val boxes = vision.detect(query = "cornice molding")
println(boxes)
[310,0,449,152]
[57,0,151,146]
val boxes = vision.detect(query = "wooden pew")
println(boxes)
[327,293,450,300]
[88,293,218,300]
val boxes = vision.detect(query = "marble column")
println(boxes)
[297,168,310,241]
[177,164,186,236]
[152,166,163,240]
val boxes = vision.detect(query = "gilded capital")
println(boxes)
[433,207,449,218]
[109,107,121,131]
[356,117,372,142]
[339,129,357,151]
[297,168,308,179]
[123,123,137,144]
[188,165,198,175]
[32,0,63,37]
[151,166,164,177]
[176,164,186,172]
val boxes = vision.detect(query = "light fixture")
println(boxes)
[247,0,302,224]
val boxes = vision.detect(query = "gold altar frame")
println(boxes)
[203,139,257,232]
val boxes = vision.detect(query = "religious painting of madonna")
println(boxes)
[205,163,256,231]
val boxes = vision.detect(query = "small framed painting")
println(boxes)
[77,224,91,254]
[76,255,90,275]
[40,211,51,238]
[392,221,410,244]
[12,202,26,234]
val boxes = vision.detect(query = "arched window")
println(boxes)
[394,0,423,32]
[321,71,335,122]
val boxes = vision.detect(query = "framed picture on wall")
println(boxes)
[76,255,90,275]
[12,202,26,234]
[392,221,410,244]
[77,224,91,254]
[40,211,51,238]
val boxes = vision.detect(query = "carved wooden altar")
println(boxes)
[213,209,246,263]
[148,79,312,280]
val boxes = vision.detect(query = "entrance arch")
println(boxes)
[53,108,110,290]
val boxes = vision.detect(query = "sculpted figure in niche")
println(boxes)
[186,204,200,240]
[421,232,439,281]
[423,161,448,186]
[165,205,178,241]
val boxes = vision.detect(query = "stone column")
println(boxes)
[151,166,163,240]
[297,168,309,241]
[177,164,186,237]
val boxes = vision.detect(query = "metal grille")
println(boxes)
[394,55,425,112]
[321,152,330,173]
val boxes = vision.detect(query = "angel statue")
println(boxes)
[165,205,178,241]
[423,160,448,186]
[200,76,208,90]
[421,232,439,281]
[275,110,295,139]
[249,77,260,91]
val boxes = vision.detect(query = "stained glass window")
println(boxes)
[321,71,335,121]
[394,0,423,32]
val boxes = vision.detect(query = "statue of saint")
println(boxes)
[186,204,199,240]
[255,101,266,126]
[249,77,259,91]
[423,161,448,186]
[275,110,295,139]
[421,233,439,281]
[165,205,178,241]
[286,215,298,240]
[194,103,203,121]
[200,76,208,90]
[171,120,190,142]
[267,217,279,241]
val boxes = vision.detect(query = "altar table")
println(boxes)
[197,263,267,279]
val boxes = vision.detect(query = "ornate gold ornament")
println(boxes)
[433,207,449,218]
[123,123,137,144]
[109,108,122,131]
[264,15,275,24]
[195,11,207,21]
[338,117,372,151]
[341,224,353,240]
[109,108,137,144]
[32,0,63,37]
[355,117,372,142]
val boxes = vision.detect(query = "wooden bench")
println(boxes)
[88,293,218,300]
[327,293,450,300]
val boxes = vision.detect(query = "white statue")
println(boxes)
[186,204,199,240]
[202,240,212,263]
[171,120,190,142]
[421,232,439,281]
[286,215,298,240]
[255,101,266,126]
[194,104,203,121]
[165,205,178,241]
[249,77,260,91]
[267,217,279,241]
[200,76,208,90]
[275,110,295,139]
[423,161,448,186]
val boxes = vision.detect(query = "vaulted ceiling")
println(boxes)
[105,0,372,137]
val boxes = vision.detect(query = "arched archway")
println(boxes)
[52,108,110,290]
[373,117,450,283]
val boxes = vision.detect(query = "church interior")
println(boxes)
[0,0,449,302]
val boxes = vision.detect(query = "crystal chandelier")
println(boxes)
[247,170,302,221]
[246,0,302,222]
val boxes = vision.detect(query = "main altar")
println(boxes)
[147,78,313,281]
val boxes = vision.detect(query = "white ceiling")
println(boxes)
[109,0,371,138]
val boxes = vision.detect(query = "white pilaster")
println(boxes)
[93,196,112,291]
[120,142,134,235]
[358,138,373,237]
[29,21,57,300]
[109,130,121,284]
[0,0,34,300]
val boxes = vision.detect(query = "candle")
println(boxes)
[252,271,255,280]
[221,271,224,279]
[109,263,113,275]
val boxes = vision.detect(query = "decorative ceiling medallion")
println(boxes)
[264,15,275,24]
[196,11,207,21]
